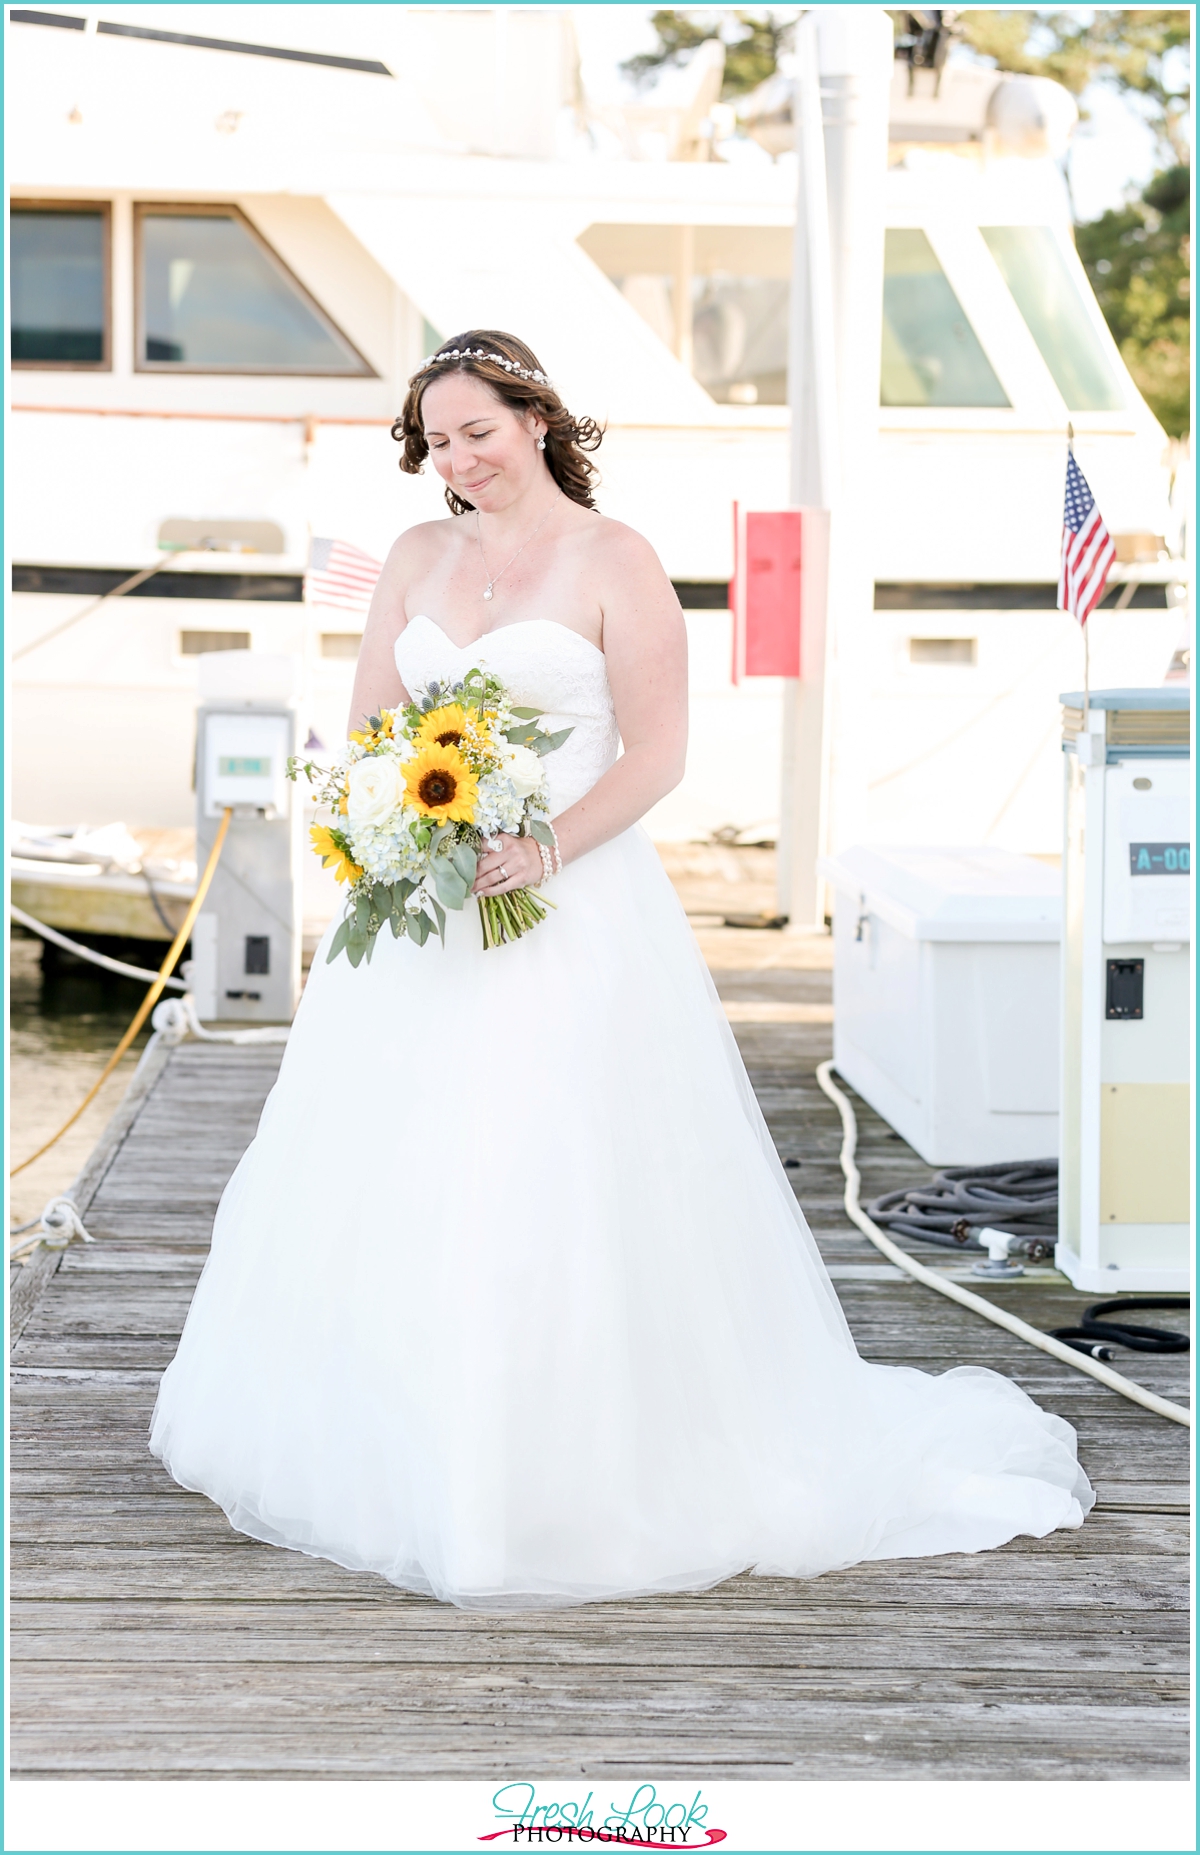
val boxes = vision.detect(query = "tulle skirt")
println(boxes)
[149,825,1093,1610]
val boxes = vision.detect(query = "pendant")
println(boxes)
[482,586,493,601]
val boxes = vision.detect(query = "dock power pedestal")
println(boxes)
[192,652,303,1025]
[1057,687,1191,1293]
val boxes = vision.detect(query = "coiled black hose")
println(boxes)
[1051,1297,1191,1360]
[867,1160,1058,1261]
[866,1163,1190,1358]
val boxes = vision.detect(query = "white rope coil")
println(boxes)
[10,999,289,1259]
[10,1195,95,1262]
[815,1061,1191,1429]
[151,996,290,1045]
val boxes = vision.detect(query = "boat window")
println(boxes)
[882,229,1009,408]
[981,226,1125,411]
[909,637,977,664]
[577,223,791,405]
[692,277,789,405]
[11,203,109,368]
[320,633,363,660]
[179,630,251,655]
[136,206,371,374]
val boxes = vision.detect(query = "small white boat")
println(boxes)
[11,821,196,941]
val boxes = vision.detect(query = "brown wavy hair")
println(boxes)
[392,329,603,516]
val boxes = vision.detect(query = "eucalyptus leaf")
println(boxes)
[431,897,447,945]
[364,926,378,963]
[528,820,554,848]
[503,726,540,747]
[346,933,367,969]
[533,725,574,756]
[408,909,431,947]
[510,705,543,720]
[450,843,478,884]
[371,883,390,919]
[325,918,351,963]
[354,894,371,930]
[431,860,468,909]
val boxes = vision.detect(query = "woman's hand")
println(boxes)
[472,833,545,897]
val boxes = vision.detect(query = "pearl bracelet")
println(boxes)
[547,821,563,876]
[536,841,554,885]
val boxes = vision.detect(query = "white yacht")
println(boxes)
[9,4,1187,938]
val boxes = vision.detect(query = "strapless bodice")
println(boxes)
[394,615,619,812]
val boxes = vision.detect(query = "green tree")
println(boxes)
[621,9,795,99]
[1077,165,1190,437]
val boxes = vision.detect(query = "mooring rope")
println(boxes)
[11,904,189,990]
[10,809,233,1179]
[11,994,290,1260]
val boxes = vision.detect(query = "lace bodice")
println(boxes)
[395,615,620,812]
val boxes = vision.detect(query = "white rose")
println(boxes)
[503,743,544,798]
[346,754,404,826]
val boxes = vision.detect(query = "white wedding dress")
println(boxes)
[149,615,1094,1610]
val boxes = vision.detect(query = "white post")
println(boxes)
[778,7,892,927]
[673,224,695,373]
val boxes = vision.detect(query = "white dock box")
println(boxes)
[819,847,1061,1166]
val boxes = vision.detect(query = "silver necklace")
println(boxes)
[476,493,561,602]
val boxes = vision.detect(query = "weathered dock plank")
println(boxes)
[9,942,1190,1781]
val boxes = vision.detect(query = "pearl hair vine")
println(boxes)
[417,347,553,387]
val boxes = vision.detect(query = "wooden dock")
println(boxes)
[10,930,1190,1780]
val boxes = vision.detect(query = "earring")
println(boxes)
[536,436,546,451]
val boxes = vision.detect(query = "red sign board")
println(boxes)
[731,506,828,682]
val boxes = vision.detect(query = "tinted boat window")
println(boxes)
[11,207,107,366]
[882,228,1009,407]
[693,276,789,405]
[138,209,370,374]
[982,225,1125,411]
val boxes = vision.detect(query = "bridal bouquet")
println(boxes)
[287,668,571,964]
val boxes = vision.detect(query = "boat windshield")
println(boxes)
[137,208,369,374]
[981,225,1125,412]
[881,229,1009,408]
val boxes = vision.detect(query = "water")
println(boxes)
[9,933,151,1233]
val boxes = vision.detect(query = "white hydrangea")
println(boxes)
[348,808,425,883]
[473,769,526,840]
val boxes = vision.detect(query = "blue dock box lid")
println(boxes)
[1059,687,1191,710]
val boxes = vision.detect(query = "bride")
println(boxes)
[149,329,1094,1610]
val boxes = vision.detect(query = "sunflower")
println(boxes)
[413,703,471,751]
[309,825,362,885]
[402,743,479,823]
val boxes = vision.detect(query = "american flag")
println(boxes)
[1058,452,1116,625]
[306,536,382,613]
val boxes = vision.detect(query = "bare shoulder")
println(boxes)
[571,510,673,595]
[382,515,459,573]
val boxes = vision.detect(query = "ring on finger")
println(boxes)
[499,864,508,880]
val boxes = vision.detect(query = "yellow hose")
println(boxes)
[11,808,233,1178]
